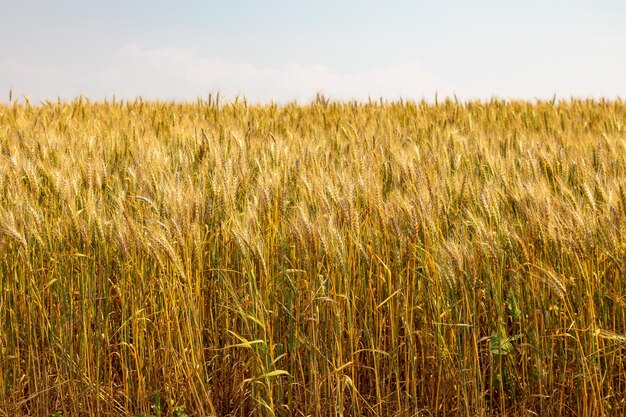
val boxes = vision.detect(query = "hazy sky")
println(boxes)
[2,0,626,103]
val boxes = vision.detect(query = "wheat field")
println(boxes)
[0,97,625,416]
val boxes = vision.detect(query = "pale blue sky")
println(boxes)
[2,0,626,103]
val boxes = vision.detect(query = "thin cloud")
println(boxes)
[1,42,453,103]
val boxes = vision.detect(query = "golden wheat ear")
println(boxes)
[2,97,625,416]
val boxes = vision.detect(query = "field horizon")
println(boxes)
[1,97,625,416]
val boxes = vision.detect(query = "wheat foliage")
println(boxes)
[1,97,625,416]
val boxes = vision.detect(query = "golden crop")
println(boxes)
[0,97,625,416]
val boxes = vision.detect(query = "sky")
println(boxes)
[1,0,626,104]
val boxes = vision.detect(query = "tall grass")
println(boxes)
[0,96,625,416]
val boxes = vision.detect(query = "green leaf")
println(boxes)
[489,333,513,356]
[506,289,521,319]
